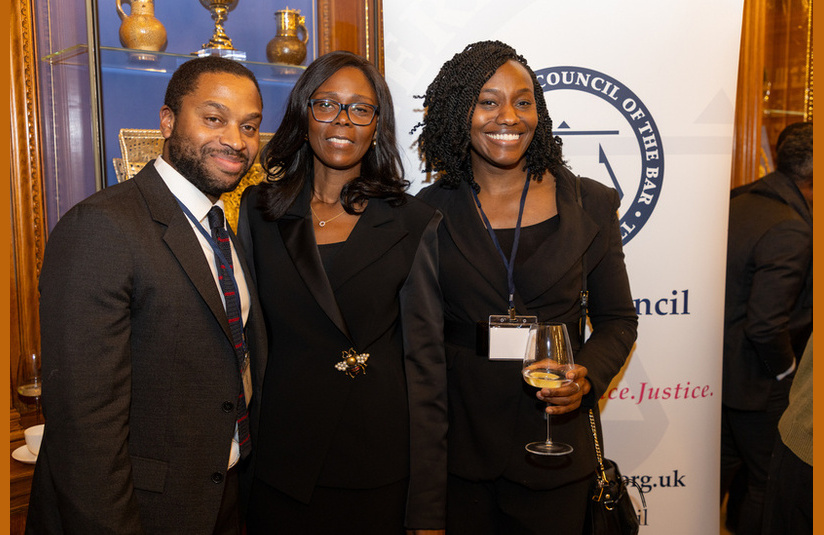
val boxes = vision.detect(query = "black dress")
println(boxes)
[417,168,637,533]
[237,182,448,533]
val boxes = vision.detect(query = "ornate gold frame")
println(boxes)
[11,0,46,392]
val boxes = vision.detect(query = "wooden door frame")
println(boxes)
[10,0,47,409]
[317,0,384,71]
[731,0,767,190]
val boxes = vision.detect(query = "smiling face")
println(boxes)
[469,60,538,174]
[160,72,262,201]
[307,66,378,177]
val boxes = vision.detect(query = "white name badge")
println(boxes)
[488,315,537,360]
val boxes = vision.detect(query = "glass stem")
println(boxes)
[545,403,552,445]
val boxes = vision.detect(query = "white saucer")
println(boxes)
[12,445,37,464]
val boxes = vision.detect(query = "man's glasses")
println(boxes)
[308,99,379,126]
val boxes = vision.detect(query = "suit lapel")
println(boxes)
[277,192,409,346]
[439,172,598,308]
[133,164,233,342]
[279,187,353,341]
[439,181,510,304]
[516,170,598,303]
[328,199,407,291]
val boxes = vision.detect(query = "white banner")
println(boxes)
[383,1,743,532]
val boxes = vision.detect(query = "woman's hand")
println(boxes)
[536,364,590,415]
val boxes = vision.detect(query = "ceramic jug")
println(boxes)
[117,0,167,53]
[266,7,308,65]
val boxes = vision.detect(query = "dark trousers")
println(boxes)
[761,439,812,535]
[246,477,408,534]
[720,377,792,535]
[446,473,591,535]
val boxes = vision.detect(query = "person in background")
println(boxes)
[721,121,813,535]
[414,40,638,534]
[26,56,267,534]
[761,333,812,535]
[237,50,446,534]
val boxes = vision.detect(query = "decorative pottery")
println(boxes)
[266,7,308,65]
[116,0,167,53]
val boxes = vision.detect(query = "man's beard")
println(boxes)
[166,128,251,198]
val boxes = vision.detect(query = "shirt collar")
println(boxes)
[154,156,225,226]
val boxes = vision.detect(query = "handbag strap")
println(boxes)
[579,175,647,510]
[588,408,611,502]
[578,175,609,498]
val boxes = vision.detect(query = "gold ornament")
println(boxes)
[334,348,370,378]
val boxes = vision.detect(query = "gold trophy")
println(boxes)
[197,0,246,60]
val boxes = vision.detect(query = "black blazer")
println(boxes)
[723,171,812,411]
[417,167,637,490]
[237,183,447,528]
[27,163,268,534]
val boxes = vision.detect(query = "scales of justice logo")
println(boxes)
[534,66,664,245]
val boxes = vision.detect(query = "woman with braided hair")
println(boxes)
[415,40,637,534]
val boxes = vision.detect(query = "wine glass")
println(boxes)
[522,322,574,455]
[16,352,42,424]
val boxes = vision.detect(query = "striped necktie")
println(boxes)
[207,206,251,459]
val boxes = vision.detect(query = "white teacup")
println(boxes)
[24,424,44,456]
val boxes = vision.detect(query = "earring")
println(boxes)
[372,137,377,148]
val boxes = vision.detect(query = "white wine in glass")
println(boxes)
[16,352,42,424]
[522,322,574,455]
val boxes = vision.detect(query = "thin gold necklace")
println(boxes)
[310,204,346,228]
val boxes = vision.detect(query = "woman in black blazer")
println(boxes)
[415,41,638,534]
[238,51,446,534]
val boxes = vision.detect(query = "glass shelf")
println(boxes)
[41,43,88,65]
[43,45,306,83]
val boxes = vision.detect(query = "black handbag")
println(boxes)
[574,175,644,534]
[583,409,644,535]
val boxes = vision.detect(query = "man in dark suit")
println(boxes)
[26,56,267,534]
[721,122,812,535]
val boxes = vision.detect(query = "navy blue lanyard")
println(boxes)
[175,198,247,338]
[470,177,531,317]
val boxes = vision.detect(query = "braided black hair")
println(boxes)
[413,40,565,191]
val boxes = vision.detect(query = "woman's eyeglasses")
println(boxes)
[308,99,379,126]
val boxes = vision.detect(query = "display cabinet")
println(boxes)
[12,0,380,417]
[34,0,316,228]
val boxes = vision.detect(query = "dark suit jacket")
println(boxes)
[26,163,268,534]
[723,171,812,411]
[237,183,447,529]
[417,168,637,490]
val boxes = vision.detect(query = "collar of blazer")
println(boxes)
[438,168,599,309]
[279,180,409,345]
[132,161,241,345]
[752,171,813,227]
